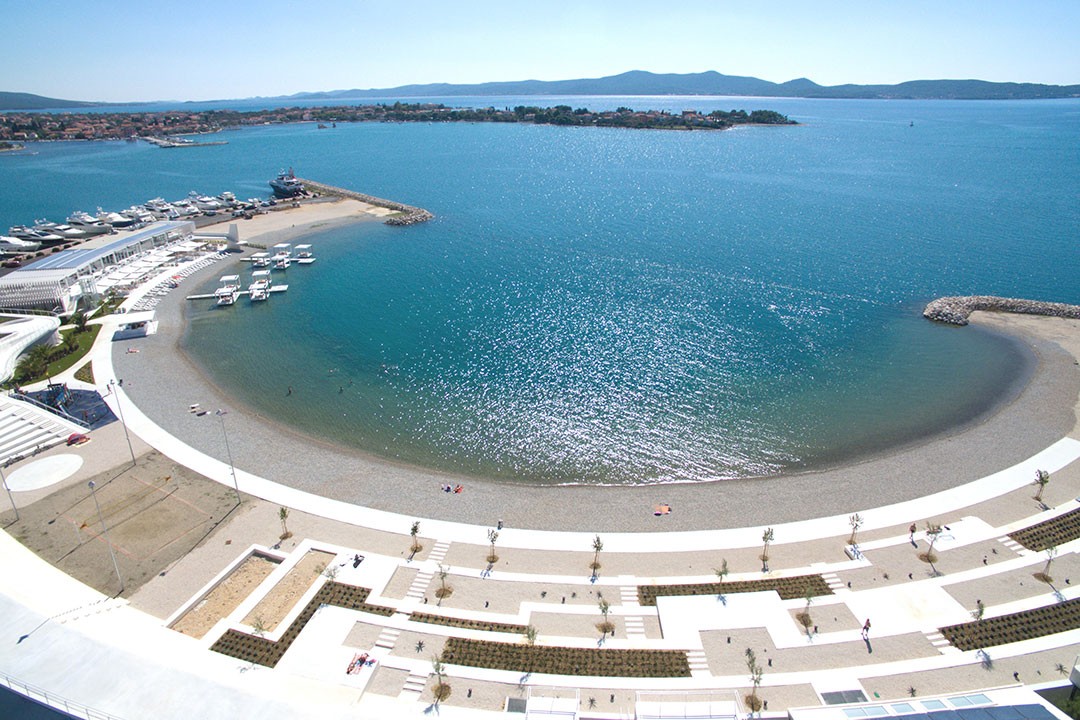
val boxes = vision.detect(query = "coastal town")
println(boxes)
[0,103,795,143]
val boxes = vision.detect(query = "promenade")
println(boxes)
[0,200,1077,719]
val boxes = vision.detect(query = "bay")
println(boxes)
[2,97,1077,484]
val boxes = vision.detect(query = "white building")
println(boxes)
[0,221,197,315]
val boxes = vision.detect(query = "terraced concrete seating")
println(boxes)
[0,396,86,465]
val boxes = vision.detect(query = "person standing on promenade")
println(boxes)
[861,618,871,639]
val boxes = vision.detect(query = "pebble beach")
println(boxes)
[113,200,1080,533]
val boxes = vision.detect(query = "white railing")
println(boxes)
[0,669,126,720]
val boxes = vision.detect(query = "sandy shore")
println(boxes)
[112,201,1080,532]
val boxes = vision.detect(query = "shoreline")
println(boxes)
[114,204,1080,532]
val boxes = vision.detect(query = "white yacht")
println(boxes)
[170,199,201,218]
[0,235,41,254]
[66,211,114,235]
[33,220,88,239]
[8,225,64,243]
[121,206,156,225]
[96,208,137,229]
[189,191,224,212]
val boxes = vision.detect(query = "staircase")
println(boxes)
[0,395,86,465]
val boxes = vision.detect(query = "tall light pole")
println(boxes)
[1,464,17,521]
[216,409,241,504]
[108,379,136,467]
[88,480,124,595]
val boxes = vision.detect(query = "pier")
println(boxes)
[186,286,287,301]
[143,136,228,148]
[295,178,434,226]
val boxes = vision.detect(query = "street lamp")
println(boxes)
[215,409,241,504]
[0,464,17,522]
[88,480,124,595]
[108,379,136,467]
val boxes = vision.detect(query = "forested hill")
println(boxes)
[0,92,103,111]
[295,70,1080,101]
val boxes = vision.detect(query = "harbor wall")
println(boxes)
[295,178,434,226]
[923,295,1080,326]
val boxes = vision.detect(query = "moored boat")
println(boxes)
[0,235,41,254]
[67,211,114,235]
[8,225,64,244]
[269,168,305,198]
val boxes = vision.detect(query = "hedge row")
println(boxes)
[409,612,528,635]
[211,582,394,667]
[939,597,1080,651]
[638,574,833,606]
[440,637,691,678]
[1008,507,1080,552]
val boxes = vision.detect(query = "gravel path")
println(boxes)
[112,209,1080,533]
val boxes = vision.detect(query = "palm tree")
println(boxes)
[590,534,603,576]
[16,344,52,382]
[278,507,291,539]
[761,527,774,573]
[486,529,499,564]
[71,311,88,333]
[715,558,729,588]
[409,520,422,556]
[1033,469,1050,502]
[848,513,863,547]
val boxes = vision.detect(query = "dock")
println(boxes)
[295,178,433,226]
[143,136,228,148]
[186,285,287,301]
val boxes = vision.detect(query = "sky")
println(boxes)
[4,0,1079,102]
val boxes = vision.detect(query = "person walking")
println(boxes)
[861,618,871,639]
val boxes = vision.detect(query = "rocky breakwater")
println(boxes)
[295,178,433,226]
[924,295,1080,326]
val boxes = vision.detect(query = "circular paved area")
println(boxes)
[5,454,85,491]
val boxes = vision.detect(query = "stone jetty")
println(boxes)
[923,295,1080,326]
[295,178,433,226]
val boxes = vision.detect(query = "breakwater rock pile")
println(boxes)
[295,178,433,226]
[923,295,1080,326]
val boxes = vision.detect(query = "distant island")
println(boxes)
[0,103,795,142]
[3,70,1078,112]
[282,70,1080,102]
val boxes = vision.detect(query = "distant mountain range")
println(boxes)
[3,70,1079,110]
[288,70,1080,102]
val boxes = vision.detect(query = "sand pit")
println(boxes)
[241,549,335,631]
[171,552,279,639]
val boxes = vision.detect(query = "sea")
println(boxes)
[2,95,1078,485]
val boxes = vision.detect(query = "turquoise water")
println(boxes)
[3,98,1078,484]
